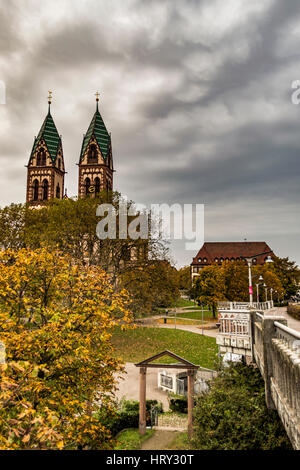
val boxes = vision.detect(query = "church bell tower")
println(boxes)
[78,93,113,198]
[26,91,65,206]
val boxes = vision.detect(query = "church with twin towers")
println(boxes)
[26,92,114,205]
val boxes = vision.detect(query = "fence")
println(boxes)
[218,301,273,311]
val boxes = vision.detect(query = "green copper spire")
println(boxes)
[79,93,111,162]
[30,91,61,163]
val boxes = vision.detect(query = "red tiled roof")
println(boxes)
[191,242,274,266]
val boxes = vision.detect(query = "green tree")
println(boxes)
[272,256,300,300]
[120,261,180,317]
[192,363,291,450]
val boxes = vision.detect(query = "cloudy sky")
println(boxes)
[0,0,300,267]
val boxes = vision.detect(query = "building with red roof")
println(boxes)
[191,241,274,280]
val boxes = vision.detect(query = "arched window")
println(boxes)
[85,177,91,195]
[41,151,46,166]
[42,179,48,200]
[57,158,61,170]
[56,183,60,199]
[215,258,218,263]
[95,177,100,194]
[36,152,41,166]
[33,179,39,201]
[88,144,98,163]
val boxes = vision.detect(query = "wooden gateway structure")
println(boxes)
[135,350,199,439]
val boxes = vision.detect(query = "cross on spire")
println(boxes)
[48,90,52,112]
[95,91,100,108]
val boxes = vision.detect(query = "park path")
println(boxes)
[266,306,300,331]
[141,430,179,450]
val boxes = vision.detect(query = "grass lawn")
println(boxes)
[111,326,217,368]
[174,310,215,320]
[174,299,196,308]
[114,428,154,450]
[166,432,192,450]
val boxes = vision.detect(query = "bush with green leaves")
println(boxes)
[192,363,292,450]
[169,396,188,414]
[97,399,163,436]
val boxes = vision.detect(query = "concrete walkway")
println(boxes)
[115,362,170,410]
[156,323,218,338]
[266,306,300,332]
[141,430,179,450]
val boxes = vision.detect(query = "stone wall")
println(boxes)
[253,314,300,449]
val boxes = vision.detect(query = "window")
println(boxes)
[220,257,224,263]
[88,144,98,163]
[160,374,173,389]
[56,183,60,199]
[231,257,235,262]
[198,258,202,263]
[37,149,46,166]
[215,258,218,263]
[58,158,61,170]
[33,179,39,201]
[203,258,207,263]
[42,179,48,200]
[95,177,100,194]
[85,177,91,195]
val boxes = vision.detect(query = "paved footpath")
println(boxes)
[141,430,179,450]
[266,306,300,332]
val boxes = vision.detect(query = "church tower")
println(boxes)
[78,93,113,198]
[26,92,65,206]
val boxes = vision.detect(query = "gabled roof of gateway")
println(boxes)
[191,242,274,265]
[79,104,111,162]
[30,110,61,162]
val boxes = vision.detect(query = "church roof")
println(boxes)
[80,104,111,162]
[31,109,61,162]
[191,241,274,265]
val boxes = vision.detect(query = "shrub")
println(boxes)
[169,396,188,414]
[192,363,292,450]
[100,399,163,436]
[287,304,300,320]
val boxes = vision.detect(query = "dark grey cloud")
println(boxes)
[0,0,299,267]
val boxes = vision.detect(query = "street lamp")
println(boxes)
[256,275,264,303]
[263,283,268,302]
[241,251,273,307]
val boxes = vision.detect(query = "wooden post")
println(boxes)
[187,369,195,440]
[139,367,147,435]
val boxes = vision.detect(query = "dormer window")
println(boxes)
[203,258,207,263]
[198,258,202,263]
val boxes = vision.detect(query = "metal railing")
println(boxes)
[218,301,273,311]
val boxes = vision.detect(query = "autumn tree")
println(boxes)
[0,248,132,450]
[177,266,192,292]
[192,265,226,318]
[119,260,180,317]
[0,203,26,250]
